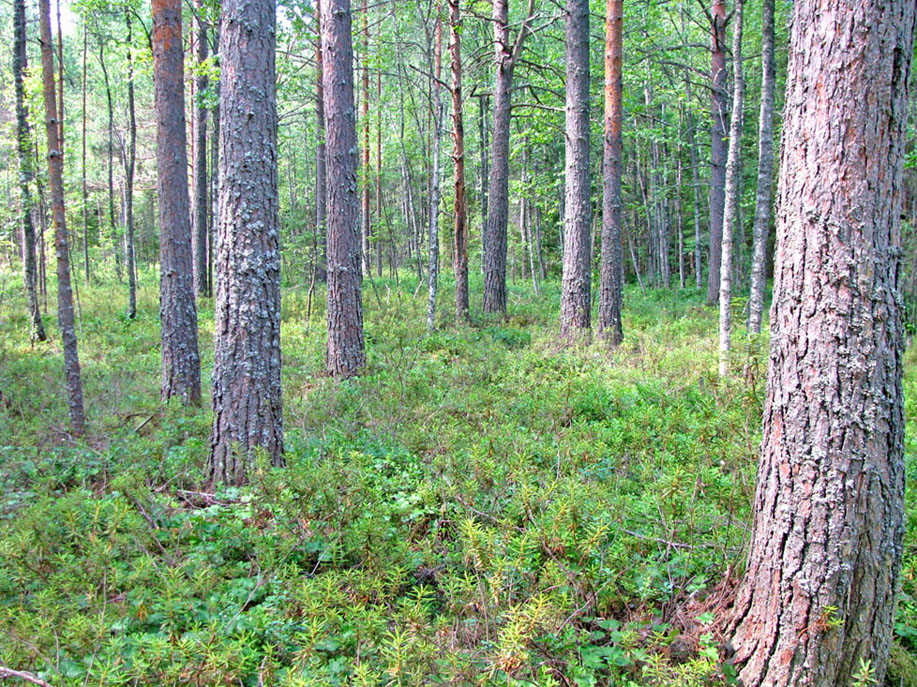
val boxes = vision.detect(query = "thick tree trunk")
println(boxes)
[209,0,284,485]
[426,8,444,331]
[14,0,47,343]
[192,0,209,298]
[560,0,591,339]
[598,0,623,346]
[482,0,534,315]
[39,0,85,435]
[323,0,365,378]
[728,3,916,685]
[360,0,372,276]
[717,0,743,376]
[449,0,468,324]
[152,0,202,405]
[706,0,727,305]
[126,10,137,319]
[746,0,775,335]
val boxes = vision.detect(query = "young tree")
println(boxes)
[705,0,727,305]
[14,0,47,343]
[39,0,85,435]
[598,0,622,346]
[559,0,590,339]
[426,6,444,331]
[315,0,327,282]
[717,0,743,376]
[323,0,365,377]
[125,9,137,319]
[97,39,121,282]
[482,0,535,315]
[448,0,468,324]
[152,0,202,405]
[209,0,284,485]
[728,2,916,685]
[360,0,372,276]
[192,0,209,298]
[746,0,776,335]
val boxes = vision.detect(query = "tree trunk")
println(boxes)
[209,28,220,296]
[478,93,489,274]
[209,0,284,485]
[192,0,209,298]
[482,0,534,315]
[14,0,47,343]
[521,142,538,295]
[375,47,383,278]
[13,0,47,341]
[705,0,727,305]
[746,0,775,335]
[314,1,327,282]
[560,0,591,339]
[448,0,468,324]
[98,43,122,283]
[152,0,202,405]
[727,3,916,685]
[323,0,365,378]
[598,0,623,346]
[360,0,372,276]
[39,0,85,435]
[81,27,90,287]
[426,7,444,331]
[717,0,743,376]
[686,102,703,291]
[125,10,137,319]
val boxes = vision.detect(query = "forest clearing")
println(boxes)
[1,0,916,684]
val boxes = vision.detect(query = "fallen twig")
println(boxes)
[0,665,54,687]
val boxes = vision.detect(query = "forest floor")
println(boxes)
[1,273,916,686]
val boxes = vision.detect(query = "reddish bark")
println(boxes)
[152,0,202,405]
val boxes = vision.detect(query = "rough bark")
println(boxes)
[126,10,137,319]
[598,0,623,346]
[426,8,444,331]
[192,0,209,298]
[39,0,85,435]
[746,0,775,335]
[482,0,534,315]
[706,0,727,305]
[717,0,743,376]
[727,2,916,685]
[560,0,591,339]
[449,0,468,324]
[152,0,202,405]
[323,0,365,377]
[209,0,284,485]
[14,0,47,343]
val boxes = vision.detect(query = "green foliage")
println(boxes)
[0,275,823,685]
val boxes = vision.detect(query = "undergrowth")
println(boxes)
[0,272,914,686]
